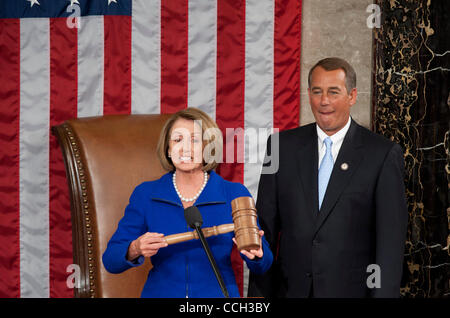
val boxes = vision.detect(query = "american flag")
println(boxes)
[0,0,302,297]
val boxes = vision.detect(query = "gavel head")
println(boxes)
[231,196,261,252]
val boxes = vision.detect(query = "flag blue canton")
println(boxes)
[0,0,131,19]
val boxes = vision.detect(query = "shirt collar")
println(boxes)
[316,116,352,146]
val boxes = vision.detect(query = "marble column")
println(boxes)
[300,0,374,128]
[372,0,449,297]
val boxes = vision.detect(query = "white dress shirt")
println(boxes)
[317,117,351,168]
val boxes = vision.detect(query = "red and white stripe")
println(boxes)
[0,0,302,297]
[0,18,21,298]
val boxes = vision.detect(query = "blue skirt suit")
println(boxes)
[102,171,273,298]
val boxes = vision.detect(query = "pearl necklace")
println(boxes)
[173,171,208,202]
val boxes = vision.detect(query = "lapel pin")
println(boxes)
[340,163,349,171]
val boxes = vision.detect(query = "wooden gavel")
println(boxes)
[163,196,261,251]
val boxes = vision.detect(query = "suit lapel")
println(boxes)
[295,126,319,219]
[314,120,365,236]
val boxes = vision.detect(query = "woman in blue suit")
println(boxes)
[102,108,273,298]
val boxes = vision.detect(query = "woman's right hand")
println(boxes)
[127,232,168,261]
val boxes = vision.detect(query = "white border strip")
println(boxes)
[131,0,161,114]
[19,18,50,298]
[77,15,104,118]
[244,0,274,201]
[187,0,217,120]
[243,0,274,297]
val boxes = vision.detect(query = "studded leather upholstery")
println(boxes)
[52,114,171,297]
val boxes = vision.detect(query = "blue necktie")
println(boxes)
[318,137,333,210]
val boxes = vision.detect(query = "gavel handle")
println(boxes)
[164,223,235,245]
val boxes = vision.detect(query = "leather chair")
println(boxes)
[52,114,172,297]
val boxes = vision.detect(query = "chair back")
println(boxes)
[52,114,171,297]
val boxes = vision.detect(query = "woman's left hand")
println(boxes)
[232,230,264,260]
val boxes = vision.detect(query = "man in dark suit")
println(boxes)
[248,57,408,298]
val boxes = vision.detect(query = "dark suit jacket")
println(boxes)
[248,119,408,298]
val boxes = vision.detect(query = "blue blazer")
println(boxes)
[102,170,273,298]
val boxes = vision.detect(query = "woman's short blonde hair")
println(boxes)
[156,107,223,172]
